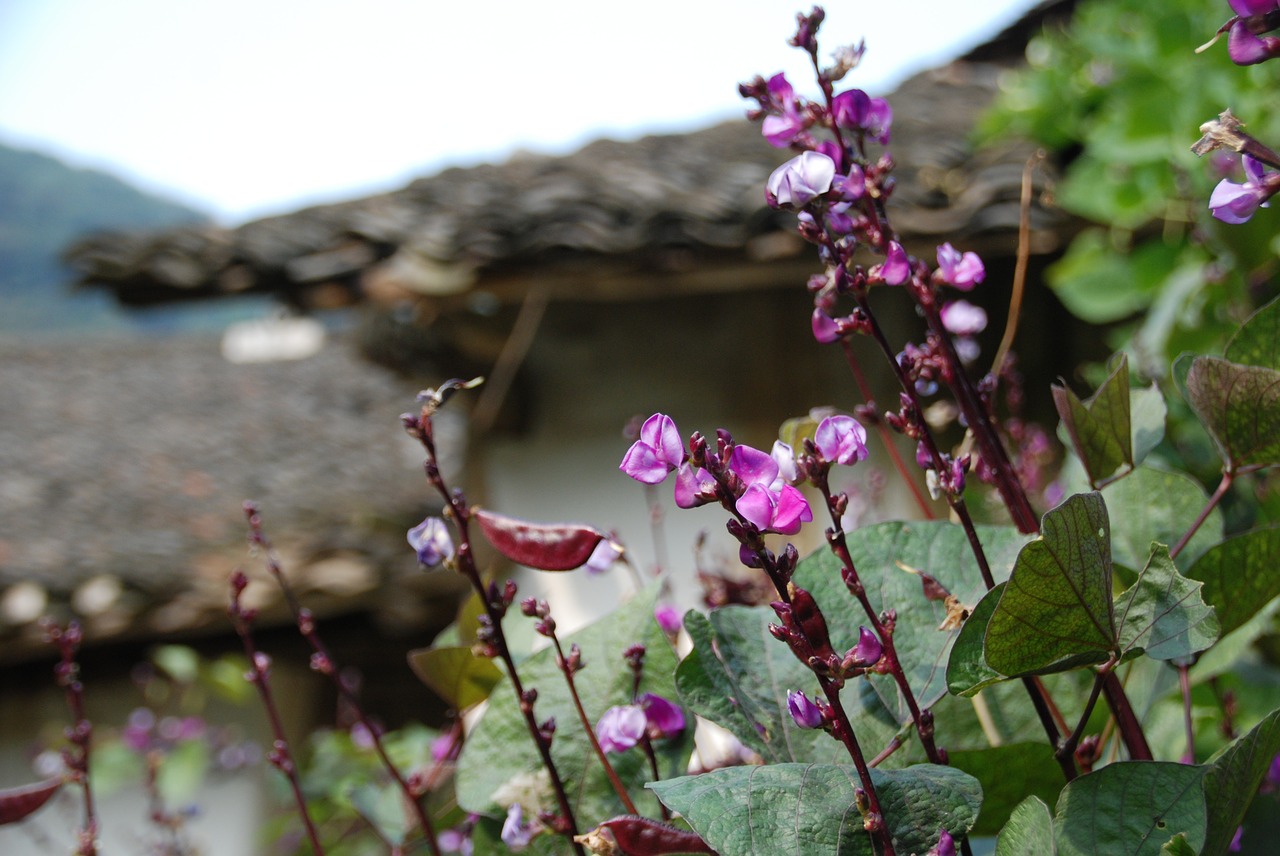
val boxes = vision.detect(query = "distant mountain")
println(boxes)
[0,142,270,335]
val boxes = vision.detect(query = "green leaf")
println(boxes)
[647,763,981,856]
[1201,707,1280,855]
[1053,355,1134,488]
[794,521,1027,710]
[1101,466,1223,571]
[348,782,409,847]
[948,743,1065,836]
[675,607,832,764]
[406,645,503,710]
[1053,762,1207,856]
[455,585,692,829]
[1129,381,1167,467]
[1224,294,1280,370]
[1160,834,1199,856]
[1187,526,1280,637]
[1114,543,1218,661]
[994,796,1056,856]
[946,583,1006,697]
[1181,355,1280,471]
[985,494,1116,678]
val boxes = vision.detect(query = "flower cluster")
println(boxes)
[619,412,871,540]
[594,693,686,754]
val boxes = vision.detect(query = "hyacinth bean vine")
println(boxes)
[10,5,1280,855]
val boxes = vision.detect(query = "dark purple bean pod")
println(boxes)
[473,507,605,571]
[0,777,62,825]
[596,815,716,855]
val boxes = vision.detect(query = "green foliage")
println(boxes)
[979,0,1280,371]
[455,586,692,843]
[648,763,981,856]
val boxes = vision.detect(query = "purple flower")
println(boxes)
[583,538,623,575]
[1231,0,1278,13]
[438,827,473,856]
[673,462,716,508]
[654,603,682,635]
[814,415,868,466]
[940,300,988,335]
[761,73,810,146]
[771,440,799,484]
[812,307,841,343]
[831,166,865,202]
[831,89,893,144]
[729,445,813,535]
[875,241,910,286]
[431,731,458,762]
[767,151,836,209]
[408,517,454,567]
[786,690,824,729]
[936,243,985,290]
[596,705,647,753]
[850,626,883,667]
[639,693,686,738]
[1228,20,1280,64]
[1210,155,1278,223]
[500,804,536,850]
[620,413,684,484]
[928,829,956,856]
[1230,825,1244,852]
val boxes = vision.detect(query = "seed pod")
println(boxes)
[0,777,62,826]
[473,508,606,571]
[593,815,716,855]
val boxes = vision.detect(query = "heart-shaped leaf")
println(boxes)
[1114,543,1218,661]
[407,644,503,710]
[1186,526,1280,637]
[793,521,1027,711]
[994,796,1056,855]
[1224,294,1280,370]
[1053,355,1135,488]
[1201,707,1280,855]
[1102,466,1223,572]
[946,583,1006,697]
[455,586,692,830]
[675,607,840,765]
[985,493,1116,678]
[1180,355,1280,472]
[1053,761,1207,856]
[647,763,981,856]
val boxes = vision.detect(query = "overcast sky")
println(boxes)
[0,0,1043,224]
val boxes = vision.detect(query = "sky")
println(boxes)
[0,0,1044,225]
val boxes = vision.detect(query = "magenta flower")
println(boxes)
[815,415,868,466]
[729,444,813,535]
[1210,155,1279,222]
[620,413,684,484]
[673,461,717,508]
[583,538,623,575]
[639,693,686,738]
[936,243,985,290]
[831,89,893,144]
[596,705,647,753]
[874,241,910,286]
[928,829,956,856]
[812,307,841,343]
[1231,0,1278,12]
[850,626,883,667]
[787,689,824,729]
[767,151,836,209]
[761,73,810,146]
[940,300,988,335]
[408,517,454,567]
[500,804,536,850]
[654,603,682,635]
